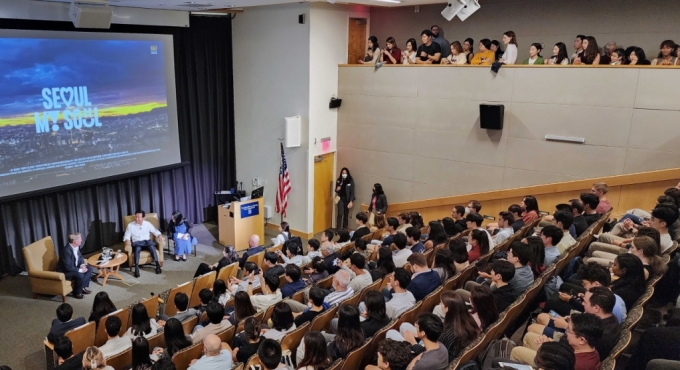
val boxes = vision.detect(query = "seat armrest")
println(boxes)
[28,270,65,281]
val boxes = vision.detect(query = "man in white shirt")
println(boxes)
[229,262,261,294]
[191,302,232,344]
[392,233,412,268]
[493,212,515,246]
[123,210,164,278]
[553,211,577,254]
[247,271,283,312]
[98,316,131,359]
[339,253,372,293]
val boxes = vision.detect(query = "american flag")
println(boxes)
[275,142,291,217]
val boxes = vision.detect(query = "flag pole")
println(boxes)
[278,139,284,225]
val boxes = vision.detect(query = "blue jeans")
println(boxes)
[133,240,159,266]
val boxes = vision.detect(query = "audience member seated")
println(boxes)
[525,341,576,370]
[129,336,153,370]
[471,39,495,65]
[571,34,585,61]
[493,212,515,246]
[587,226,660,269]
[302,257,329,286]
[232,317,263,363]
[529,287,619,361]
[54,337,83,370]
[238,235,264,269]
[384,268,416,319]
[629,236,667,280]
[423,221,447,251]
[293,286,326,326]
[392,233,412,268]
[523,42,544,64]
[489,260,517,312]
[327,305,365,361]
[628,46,651,65]
[434,291,481,362]
[321,243,341,275]
[395,212,413,234]
[467,229,491,263]
[442,41,468,65]
[385,253,440,302]
[469,285,500,330]
[509,313,602,369]
[449,206,468,234]
[88,292,117,330]
[191,301,231,344]
[273,222,291,246]
[626,325,680,370]
[553,210,577,253]
[591,182,611,214]
[247,272,282,312]
[262,302,296,341]
[388,313,449,370]
[381,37,403,65]
[287,270,354,312]
[381,217,400,247]
[194,289,213,316]
[365,339,413,370]
[296,332,334,370]
[416,30,442,64]
[574,36,601,65]
[47,303,86,344]
[432,249,455,283]
[212,279,230,306]
[193,245,238,278]
[371,246,396,281]
[154,318,191,360]
[350,238,373,261]
[402,38,418,64]
[262,252,284,279]
[259,339,286,370]
[82,346,114,370]
[609,254,647,310]
[651,39,679,65]
[279,264,305,299]
[334,229,351,251]
[305,239,322,261]
[98,316,132,359]
[448,238,470,272]
[56,232,93,299]
[540,225,563,266]
[188,334,232,370]
[229,262,262,294]
[503,241,534,297]
[227,291,257,326]
[461,38,474,63]
[523,236,546,278]
[465,212,495,249]
[610,48,625,65]
[580,193,601,226]
[339,253,372,293]
[546,42,570,65]
[351,212,371,242]
[354,290,391,337]
[567,198,588,237]
[406,227,425,254]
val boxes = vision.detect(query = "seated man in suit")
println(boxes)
[56,233,93,299]
[123,210,165,278]
[238,234,264,269]
[47,303,86,344]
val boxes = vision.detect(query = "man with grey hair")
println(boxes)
[188,334,232,369]
[238,234,263,269]
[321,242,341,274]
[601,41,617,64]
[285,269,354,312]
[56,232,93,299]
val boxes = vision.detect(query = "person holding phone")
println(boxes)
[381,37,402,65]
[335,167,355,230]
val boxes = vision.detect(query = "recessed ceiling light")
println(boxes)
[376,0,402,3]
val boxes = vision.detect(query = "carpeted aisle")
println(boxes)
[0,223,226,370]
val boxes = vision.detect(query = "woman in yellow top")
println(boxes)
[470,39,496,65]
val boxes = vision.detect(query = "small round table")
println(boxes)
[87,253,128,286]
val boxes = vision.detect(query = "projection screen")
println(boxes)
[0,29,181,199]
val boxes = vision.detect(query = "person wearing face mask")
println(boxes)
[381,37,402,65]
[335,167,355,230]
[368,183,388,217]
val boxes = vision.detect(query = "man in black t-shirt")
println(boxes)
[416,30,442,64]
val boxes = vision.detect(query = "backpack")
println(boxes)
[282,236,303,256]
[478,338,517,369]
[561,256,583,280]
[279,349,296,370]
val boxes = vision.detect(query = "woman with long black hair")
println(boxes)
[125,303,160,339]
[128,337,153,370]
[359,36,380,64]
[88,292,117,329]
[368,183,388,216]
[611,254,646,310]
[297,332,334,370]
[154,318,191,359]
[335,167,355,230]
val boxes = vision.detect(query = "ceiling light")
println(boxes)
[376,0,402,3]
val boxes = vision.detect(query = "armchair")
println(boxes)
[22,236,73,302]
[115,213,166,270]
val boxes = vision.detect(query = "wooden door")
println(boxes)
[348,18,367,64]
[313,153,335,234]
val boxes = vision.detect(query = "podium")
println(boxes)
[218,198,265,251]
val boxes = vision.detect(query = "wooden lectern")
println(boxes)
[218,198,265,251]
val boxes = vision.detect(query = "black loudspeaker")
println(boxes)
[329,97,342,109]
[299,14,306,24]
[479,104,504,130]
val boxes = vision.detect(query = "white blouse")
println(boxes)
[445,54,467,65]
[403,51,416,64]
[502,44,518,64]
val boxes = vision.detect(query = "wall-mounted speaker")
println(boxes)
[298,14,306,24]
[479,104,504,130]
[329,97,342,109]
[69,1,112,29]
[285,116,301,148]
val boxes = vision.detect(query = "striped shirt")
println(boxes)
[324,287,355,306]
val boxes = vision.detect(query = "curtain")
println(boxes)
[0,16,236,274]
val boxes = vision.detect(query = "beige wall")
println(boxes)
[337,65,680,205]
[369,0,680,61]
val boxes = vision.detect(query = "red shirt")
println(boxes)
[383,47,402,64]
[468,244,481,263]
[575,350,601,370]
[522,210,538,223]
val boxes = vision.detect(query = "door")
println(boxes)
[313,153,335,234]
[348,18,367,64]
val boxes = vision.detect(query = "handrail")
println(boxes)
[362,167,680,212]
[339,64,680,69]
